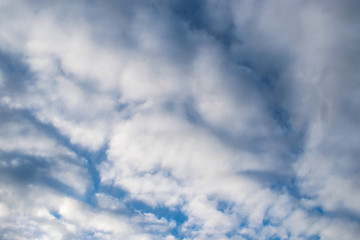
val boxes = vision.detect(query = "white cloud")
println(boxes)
[0,0,359,239]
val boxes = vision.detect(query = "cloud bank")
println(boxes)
[0,0,359,239]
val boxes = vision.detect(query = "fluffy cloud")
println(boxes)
[0,0,359,239]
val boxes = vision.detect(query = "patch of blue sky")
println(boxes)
[0,49,34,93]
[124,199,187,238]
[216,200,234,213]
[80,232,101,240]
[304,206,360,224]
[171,0,236,48]
[126,200,187,225]
[50,211,61,220]
[298,234,320,240]
[96,183,128,201]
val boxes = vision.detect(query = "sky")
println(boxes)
[0,0,359,239]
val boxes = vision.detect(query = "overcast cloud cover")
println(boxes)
[0,0,359,239]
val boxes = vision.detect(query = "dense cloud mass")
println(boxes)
[0,0,359,239]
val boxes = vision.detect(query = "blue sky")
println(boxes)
[0,0,359,239]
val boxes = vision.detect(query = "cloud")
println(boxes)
[0,0,359,239]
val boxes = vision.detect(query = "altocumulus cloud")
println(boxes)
[0,0,359,239]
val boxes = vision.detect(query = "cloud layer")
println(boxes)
[0,0,359,239]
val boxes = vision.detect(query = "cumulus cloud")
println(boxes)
[0,0,359,239]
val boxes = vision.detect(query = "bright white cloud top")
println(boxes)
[0,0,359,239]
